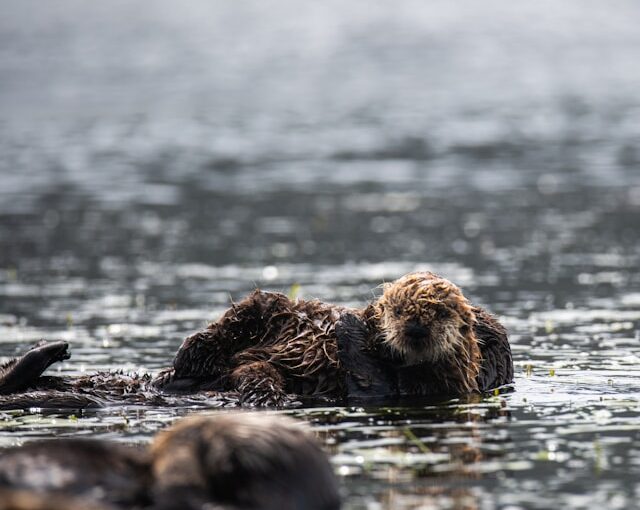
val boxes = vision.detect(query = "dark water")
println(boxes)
[1,1,640,508]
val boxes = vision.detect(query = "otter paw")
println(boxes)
[231,361,290,407]
[150,368,176,390]
[239,387,293,407]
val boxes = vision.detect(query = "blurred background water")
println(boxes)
[1,1,639,508]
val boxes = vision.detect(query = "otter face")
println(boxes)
[375,272,476,365]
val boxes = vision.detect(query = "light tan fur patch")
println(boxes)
[373,272,481,390]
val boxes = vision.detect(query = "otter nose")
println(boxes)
[404,322,428,340]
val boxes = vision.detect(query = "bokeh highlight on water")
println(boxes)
[1,1,639,508]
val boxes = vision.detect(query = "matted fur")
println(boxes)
[164,290,349,404]
[166,272,508,403]
[152,414,340,510]
[0,272,512,407]
[370,272,482,394]
[0,415,339,510]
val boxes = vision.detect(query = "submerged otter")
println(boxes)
[0,272,513,407]
[0,413,340,510]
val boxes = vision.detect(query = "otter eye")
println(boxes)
[393,305,403,317]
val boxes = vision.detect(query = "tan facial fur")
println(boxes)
[374,272,477,366]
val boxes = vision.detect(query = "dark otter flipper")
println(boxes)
[0,341,70,395]
[336,313,395,398]
[474,307,514,392]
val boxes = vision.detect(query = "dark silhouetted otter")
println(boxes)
[0,414,340,510]
[0,272,512,407]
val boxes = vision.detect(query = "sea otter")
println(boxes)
[0,414,340,510]
[0,272,513,407]
[160,271,513,405]
[335,272,514,399]
[151,413,339,510]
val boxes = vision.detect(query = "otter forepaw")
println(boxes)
[239,387,294,408]
[231,361,291,408]
[151,368,176,390]
[237,376,294,407]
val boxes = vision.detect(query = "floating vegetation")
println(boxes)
[288,282,301,301]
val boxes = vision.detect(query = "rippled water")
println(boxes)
[1,1,639,508]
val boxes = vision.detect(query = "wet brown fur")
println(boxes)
[0,440,151,508]
[365,272,483,394]
[166,271,510,404]
[0,272,511,407]
[167,291,348,405]
[151,414,340,510]
[0,414,339,510]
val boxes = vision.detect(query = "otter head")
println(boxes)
[374,272,477,366]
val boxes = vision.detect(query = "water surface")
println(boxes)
[1,2,639,508]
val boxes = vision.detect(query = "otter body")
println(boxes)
[337,305,513,399]
[337,273,513,398]
[0,273,513,407]
[0,292,348,408]
[0,342,70,395]
[0,440,151,508]
[0,490,114,510]
[161,290,349,405]
[151,414,340,510]
[0,343,237,409]
[0,414,340,510]
[0,348,182,409]
[163,272,513,404]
